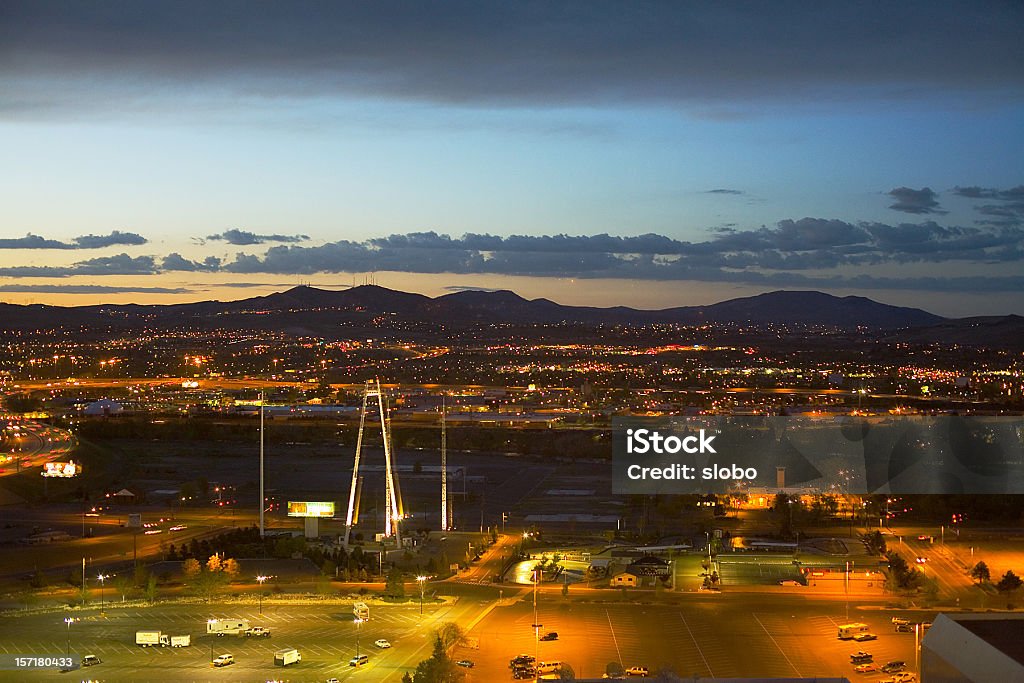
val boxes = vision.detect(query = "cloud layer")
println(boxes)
[207,229,310,245]
[0,231,146,249]
[3,2,1022,115]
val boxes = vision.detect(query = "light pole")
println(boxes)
[97,573,109,611]
[354,617,363,657]
[256,575,268,615]
[64,617,75,656]
[416,575,427,615]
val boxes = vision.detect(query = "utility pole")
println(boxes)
[259,390,265,538]
[440,396,448,532]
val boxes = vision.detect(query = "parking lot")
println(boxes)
[459,593,924,681]
[0,601,448,681]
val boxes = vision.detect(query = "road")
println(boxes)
[0,421,76,478]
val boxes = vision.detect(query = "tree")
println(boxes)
[182,558,202,579]
[402,674,413,683]
[145,575,158,603]
[411,634,462,683]
[971,561,991,584]
[434,622,466,652]
[862,530,887,556]
[206,554,223,573]
[997,570,1023,593]
[195,569,229,602]
[221,558,240,578]
[385,568,406,599]
[605,662,625,678]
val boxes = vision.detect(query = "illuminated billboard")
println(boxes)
[41,461,80,478]
[287,501,335,518]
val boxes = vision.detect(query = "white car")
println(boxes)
[374,639,391,649]
[212,654,234,667]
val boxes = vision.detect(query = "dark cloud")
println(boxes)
[0,231,147,249]
[3,2,1021,116]
[887,187,945,215]
[443,286,507,293]
[954,185,1024,201]
[207,229,309,245]
[0,284,189,294]
[8,218,1024,294]
[210,220,1024,292]
[953,185,1024,227]
[72,230,147,248]
[0,253,157,277]
[161,253,221,271]
[706,189,744,195]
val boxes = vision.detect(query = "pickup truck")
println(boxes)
[245,626,271,637]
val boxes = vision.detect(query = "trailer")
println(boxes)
[207,618,250,636]
[170,635,190,647]
[274,648,301,666]
[838,623,870,639]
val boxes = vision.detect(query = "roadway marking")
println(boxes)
[751,612,802,678]
[604,609,623,666]
[678,613,713,678]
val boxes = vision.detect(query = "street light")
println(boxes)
[97,573,109,611]
[64,617,76,656]
[354,617,363,657]
[416,575,427,615]
[256,575,269,615]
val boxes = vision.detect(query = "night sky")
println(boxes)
[1,1,1022,316]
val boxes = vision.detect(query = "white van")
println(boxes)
[536,660,563,674]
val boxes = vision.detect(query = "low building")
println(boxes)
[610,571,638,588]
[921,613,1024,682]
[627,555,671,577]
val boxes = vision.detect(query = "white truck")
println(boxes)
[207,618,250,636]
[353,602,370,621]
[274,648,301,667]
[136,631,190,647]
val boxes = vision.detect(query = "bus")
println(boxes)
[353,602,369,620]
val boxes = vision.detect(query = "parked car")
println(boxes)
[882,661,907,673]
[852,632,878,642]
[81,655,101,667]
[456,660,474,668]
[853,663,877,673]
[374,639,391,649]
[849,651,873,663]
[626,666,650,677]
[212,654,234,667]
[348,654,368,667]
[540,631,559,641]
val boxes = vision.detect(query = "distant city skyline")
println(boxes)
[1,2,1022,316]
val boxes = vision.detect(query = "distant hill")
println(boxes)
[0,284,967,337]
[666,290,945,328]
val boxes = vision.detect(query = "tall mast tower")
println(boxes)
[344,379,403,546]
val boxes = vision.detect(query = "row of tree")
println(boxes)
[969,561,1023,592]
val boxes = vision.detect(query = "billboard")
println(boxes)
[287,501,335,518]
[41,461,80,478]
